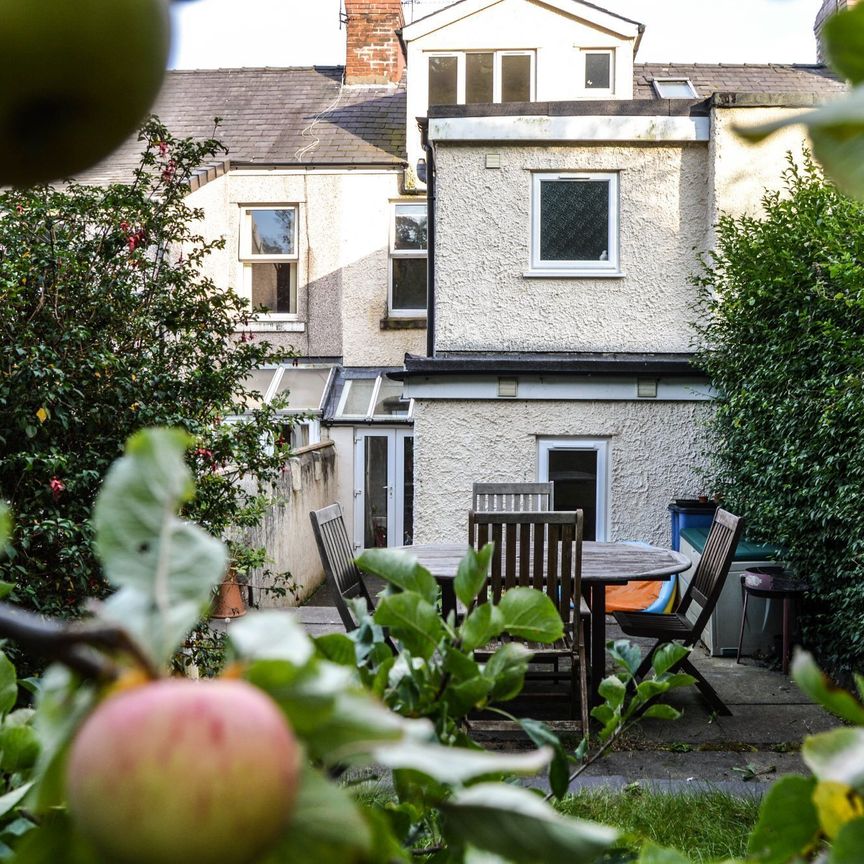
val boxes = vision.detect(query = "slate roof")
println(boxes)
[634,63,844,99]
[77,61,843,185]
[77,66,407,184]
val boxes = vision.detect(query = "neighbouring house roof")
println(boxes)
[393,352,705,379]
[633,63,844,99]
[77,66,407,184]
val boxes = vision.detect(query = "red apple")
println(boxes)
[66,678,301,864]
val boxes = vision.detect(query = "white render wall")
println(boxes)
[404,0,636,167]
[412,398,712,545]
[187,169,426,365]
[432,142,709,353]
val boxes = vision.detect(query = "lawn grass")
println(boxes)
[557,786,760,863]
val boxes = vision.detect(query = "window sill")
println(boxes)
[380,316,427,331]
[523,269,625,279]
[238,320,307,333]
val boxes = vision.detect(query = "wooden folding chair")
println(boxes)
[469,509,590,733]
[309,503,375,632]
[612,508,745,716]
[472,482,554,513]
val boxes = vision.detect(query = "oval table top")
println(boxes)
[395,542,690,584]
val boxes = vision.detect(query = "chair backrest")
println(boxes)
[309,503,373,632]
[676,508,745,640]
[468,509,582,626]
[472,482,555,513]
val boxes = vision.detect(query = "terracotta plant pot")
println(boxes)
[210,571,246,619]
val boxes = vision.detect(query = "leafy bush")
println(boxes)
[0,119,291,629]
[694,156,864,677]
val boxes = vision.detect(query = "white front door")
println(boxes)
[353,429,414,551]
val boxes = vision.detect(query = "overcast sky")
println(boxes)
[169,0,825,70]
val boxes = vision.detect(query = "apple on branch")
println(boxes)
[66,678,301,864]
[0,0,171,186]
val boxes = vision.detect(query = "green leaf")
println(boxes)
[0,725,40,773]
[0,781,33,820]
[832,817,864,864]
[635,679,670,703]
[228,610,314,667]
[824,4,864,84]
[498,588,564,643]
[519,719,570,799]
[92,428,228,665]
[263,763,371,862]
[461,602,505,653]
[641,704,681,721]
[356,548,438,605]
[455,544,493,608]
[792,650,864,725]
[803,728,864,791]
[374,593,444,659]
[484,642,532,702]
[637,843,691,864]
[0,582,14,601]
[443,676,493,717]
[376,741,552,786]
[314,633,357,667]
[608,640,642,677]
[651,644,688,676]
[443,783,617,864]
[598,675,626,711]
[7,812,102,864]
[0,503,10,550]
[0,652,18,717]
[747,775,820,863]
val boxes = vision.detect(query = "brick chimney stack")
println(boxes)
[815,0,860,63]
[344,0,406,85]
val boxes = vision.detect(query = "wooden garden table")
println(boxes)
[392,541,690,705]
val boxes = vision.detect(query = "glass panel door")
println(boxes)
[354,429,414,551]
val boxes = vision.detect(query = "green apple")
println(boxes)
[66,678,301,864]
[0,0,171,186]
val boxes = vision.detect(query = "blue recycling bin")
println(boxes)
[668,499,717,552]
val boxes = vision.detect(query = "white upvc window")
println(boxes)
[428,50,535,106]
[538,438,609,541]
[389,202,428,316]
[581,49,615,95]
[530,172,620,277]
[239,206,299,318]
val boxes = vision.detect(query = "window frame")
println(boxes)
[389,200,428,318]
[652,77,698,99]
[581,49,615,96]
[537,438,609,541]
[239,205,300,319]
[335,375,414,421]
[529,171,621,277]
[427,50,536,106]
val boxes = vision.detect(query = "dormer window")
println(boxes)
[653,78,698,99]
[428,51,535,106]
[582,50,614,94]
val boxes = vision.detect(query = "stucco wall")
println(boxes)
[432,142,709,353]
[187,170,426,365]
[412,398,712,546]
[405,0,636,166]
[709,106,812,229]
[241,442,338,607]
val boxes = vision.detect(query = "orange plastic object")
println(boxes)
[606,580,673,613]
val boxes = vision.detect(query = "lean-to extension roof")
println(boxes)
[77,66,407,184]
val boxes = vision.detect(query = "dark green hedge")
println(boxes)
[695,156,864,677]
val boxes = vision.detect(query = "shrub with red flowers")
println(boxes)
[0,118,294,645]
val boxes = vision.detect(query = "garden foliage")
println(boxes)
[694,157,864,676]
[0,120,292,624]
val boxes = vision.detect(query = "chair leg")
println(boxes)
[736,589,750,665]
[681,658,732,716]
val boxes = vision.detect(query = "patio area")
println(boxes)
[295,581,839,792]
